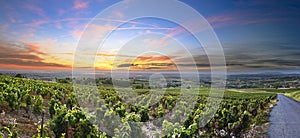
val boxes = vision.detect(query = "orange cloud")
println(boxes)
[135,55,171,63]
[97,52,119,57]
[0,63,70,71]
[24,42,46,55]
[0,39,71,70]
[115,55,177,71]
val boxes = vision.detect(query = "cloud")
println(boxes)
[7,13,16,23]
[163,26,185,38]
[113,11,124,18]
[58,9,65,16]
[157,10,290,40]
[71,23,114,41]
[71,29,83,40]
[143,38,169,47]
[57,52,74,56]
[115,55,177,70]
[134,55,171,62]
[0,58,68,67]
[222,42,300,71]
[21,33,35,39]
[24,20,49,28]
[10,31,19,35]
[0,40,43,60]
[97,52,119,57]
[206,8,300,29]
[55,22,62,29]
[0,23,9,31]
[23,17,164,31]
[73,0,89,9]
[117,63,133,68]
[25,42,46,55]
[0,39,69,70]
[23,4,45,17]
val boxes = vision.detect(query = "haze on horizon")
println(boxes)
[0,0,299,73]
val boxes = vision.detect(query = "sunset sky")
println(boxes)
[0,0,299,72]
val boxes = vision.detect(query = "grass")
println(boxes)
[129,87,276,99]
[285,90,300,102]
[256,88,300,93]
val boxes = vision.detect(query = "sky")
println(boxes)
[0,0,299,73]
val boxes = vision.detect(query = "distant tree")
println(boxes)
[57,78,72,84]
[15,74,23,78]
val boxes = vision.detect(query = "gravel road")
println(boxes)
[268,94,300,138]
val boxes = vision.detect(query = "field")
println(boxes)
[0,75,277,137]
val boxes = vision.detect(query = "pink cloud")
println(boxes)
[55,22,62,29]
[73,0,89,9]
[113,11,124,18]
[158,10,294,43]
[10,31,19,35]
[163,27,184,39]
[143,38,169,48]
[21,33,35,40]
[24,20,49,28]
[23,4,45,17]
[0,23,9,31]
[7,14,16,23]
[58,9,65,16]
[206,10,295,29]
[97,0,105,3]
[71,29,83,40]
[207,16,234,24]
[23,17,161,30]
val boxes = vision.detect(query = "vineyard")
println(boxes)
[0,74,277,137]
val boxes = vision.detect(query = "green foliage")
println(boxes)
[49,97,61,118]
[4,87,21,111]
[139,107,149,122]
[56,78,72,84]
[24,94,33,113]
[49,105,102,138]
[0,75,277,137]
[32,124,51,138]
[49,105,68,137]
[0,123,18,138]
[66,93,77,109]
[33,95,43,116]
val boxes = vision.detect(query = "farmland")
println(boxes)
[0,74,277,137]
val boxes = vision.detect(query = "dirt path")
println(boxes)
[268,94,300,138]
